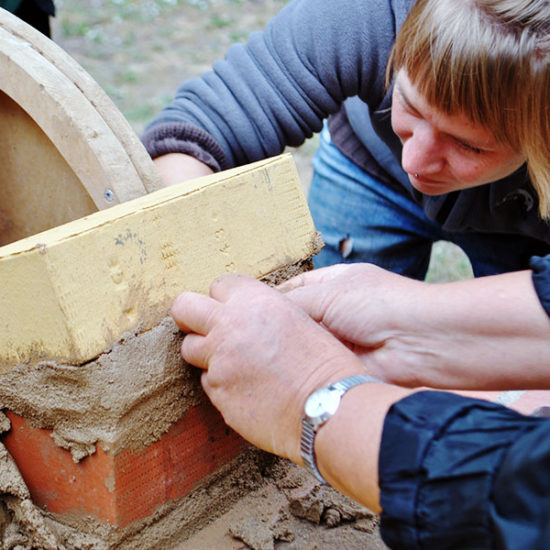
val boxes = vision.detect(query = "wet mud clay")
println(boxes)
[179,462,389,550]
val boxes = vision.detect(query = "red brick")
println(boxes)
[2,398,248,529]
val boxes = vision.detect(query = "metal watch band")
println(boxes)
[331,374,381,393]
[300,374,381,484]
[301,418,323,482]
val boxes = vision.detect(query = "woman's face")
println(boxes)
[391,70,526,195]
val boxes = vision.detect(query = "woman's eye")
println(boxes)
[457,140,483,154]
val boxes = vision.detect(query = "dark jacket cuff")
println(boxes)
[530,255,550,317]
[141,122,230,172]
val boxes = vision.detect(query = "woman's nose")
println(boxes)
[401,126,445,175]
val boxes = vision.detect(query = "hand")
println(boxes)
[279,263,426,384]
[153,153,213,186]
[171,274,366,464]
[280,263,550,390]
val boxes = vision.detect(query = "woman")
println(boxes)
[143,0,550,386]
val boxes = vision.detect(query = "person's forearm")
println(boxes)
[283,264,550,391]
[384,270,550,390]
[144,0,396,166]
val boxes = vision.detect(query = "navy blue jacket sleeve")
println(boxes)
[379,391,550,549]
[530,255,550,317]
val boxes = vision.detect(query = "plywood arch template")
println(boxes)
[0,7,163,245]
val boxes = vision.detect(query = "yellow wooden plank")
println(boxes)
[0,154,320,370]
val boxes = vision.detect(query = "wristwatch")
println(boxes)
[300,374,381,484]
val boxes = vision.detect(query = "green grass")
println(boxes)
[425,241,473,283]
[208,15,234,28]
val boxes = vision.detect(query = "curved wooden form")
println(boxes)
[0,7,162,245]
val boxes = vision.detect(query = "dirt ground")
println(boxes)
[176,458,390,550]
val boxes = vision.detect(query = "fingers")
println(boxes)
[171,274,256,334]
[180,333,210,369]
[171,291,220,335]
[278,265,354,323]
[172,275,269,368]
[284,284,327,323]
[209,273,263,302]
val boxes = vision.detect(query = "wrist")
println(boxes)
[286,347,370,464]
[153,153,214,187]
[300,374,383,484]
[314,383,413,511]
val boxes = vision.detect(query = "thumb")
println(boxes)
[283,282,333,324]
[277,263,354,294]
[277,264,356,322]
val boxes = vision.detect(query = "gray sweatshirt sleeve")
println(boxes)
[142,0,399,168]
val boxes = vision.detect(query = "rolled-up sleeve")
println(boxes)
[379,391,550,549]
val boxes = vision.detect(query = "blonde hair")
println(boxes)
[388,0,550,218]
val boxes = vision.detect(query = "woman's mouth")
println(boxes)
[409,173,452,194]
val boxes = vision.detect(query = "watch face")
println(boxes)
[304,387,341,424]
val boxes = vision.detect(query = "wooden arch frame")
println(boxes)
[0,7,162,245]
